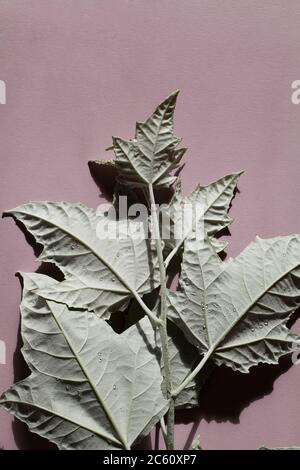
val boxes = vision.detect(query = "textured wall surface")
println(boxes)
[0,0,300,450]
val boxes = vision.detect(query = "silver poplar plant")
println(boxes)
[1,91,300,450]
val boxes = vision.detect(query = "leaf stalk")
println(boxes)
[148,183,174,450]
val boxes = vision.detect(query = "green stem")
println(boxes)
[160,417,167,447]
[172,347,214,398]
[164,239,183,268]
[148,183,174,450]
[131,289,162,327]
[166,398,175,450]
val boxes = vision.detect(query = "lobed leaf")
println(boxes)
[168,234,300,372]
[92,91,185,188]
[0,273,167,449]
[5,202,158,319]
[162,172,242,259]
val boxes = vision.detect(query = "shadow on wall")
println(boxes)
[176,354,296,450]
[4,166,299,450]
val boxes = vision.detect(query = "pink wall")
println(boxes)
[0,0,300,450]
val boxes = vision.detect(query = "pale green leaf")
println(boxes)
[0,273,167,450]
[5,202,158,319]
[162,172,242,259]
[168,235,300,372]
[111,91,185,187]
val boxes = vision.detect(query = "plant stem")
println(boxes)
[131,289,162,327]
[164,239,183,268]
[148,183,174,450]
[160,417,167,447]
[166,397,175,450]
[172,347,214,398]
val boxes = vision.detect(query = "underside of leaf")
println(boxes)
[5,202,158,319]
[168,234,300,372]
[162,172,243,258]
[91,91,185,188]
[0,273,167,449]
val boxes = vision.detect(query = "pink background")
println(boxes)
[0,0,300,450]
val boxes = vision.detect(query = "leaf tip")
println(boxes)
[162,89,180,105]
[171,89,180,97]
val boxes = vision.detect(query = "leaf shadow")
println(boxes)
[88,159,175,206]
[176,307,300,450]
[88,160,118,202]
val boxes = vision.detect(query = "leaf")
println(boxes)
[5,202,158,319]
[111,91,185,187]
[162,172,242,258]
[135,90,180,162]
[0,273,168,450]
[168,234,300,372]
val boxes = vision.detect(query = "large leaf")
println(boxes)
[168,234,300,372]
[109,91,185,188]
[0,273,167,450]
[162,172,242,258]
[5,202,158,319]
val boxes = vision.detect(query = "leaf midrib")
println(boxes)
[10,208,144,301]
[1,397,122,448]
[167,174,239,261]
[138,99,175,182]
[50,301,130,449]
[212,260,300,353]
[175,255,300,358]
